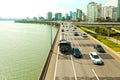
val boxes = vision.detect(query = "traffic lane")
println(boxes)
[59,28,120,80]
[80,37,120,80]
[67,31,96,79]
[76,38,97,79]
[71,34,98,79]
[74,27,120,77]
[55,25,77,80]
[91,59,120,80]
[55,52,76,80]
[72,35,120,80]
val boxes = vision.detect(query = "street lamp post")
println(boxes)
[50,23,52,52]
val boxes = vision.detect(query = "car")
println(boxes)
[73,27,77,29]
[89,52,103,65]
[73,48,82,58]
[66,29,69,31]
[73,32,79,36]
[72,28,75,31]
[81,32,87,38]
[93,44,105,53]
[61,29,64,32]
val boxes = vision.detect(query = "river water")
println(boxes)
[0,21,58,80]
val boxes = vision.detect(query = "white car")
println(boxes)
[89,52,103,65]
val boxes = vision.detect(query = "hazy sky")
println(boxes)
[0,0,117,18]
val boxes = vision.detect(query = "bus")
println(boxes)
[59,41,72,53]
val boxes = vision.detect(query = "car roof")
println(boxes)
[94,44,101,46]
[90,52,98,55]
[74,47,78,49]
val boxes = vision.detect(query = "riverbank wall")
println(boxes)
[15,20,61,80]
[38,25,60,80]
[14,20,60,26]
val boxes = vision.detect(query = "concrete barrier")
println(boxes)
[39,27,60,80]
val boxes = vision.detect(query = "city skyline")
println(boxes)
[0,0,117,18]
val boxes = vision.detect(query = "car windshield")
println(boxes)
[97,45,102,48]
[74,48,81,54]
[93,55,99,59]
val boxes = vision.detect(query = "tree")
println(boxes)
[33,17,37,21]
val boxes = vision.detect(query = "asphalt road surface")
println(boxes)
[54,24,120,80]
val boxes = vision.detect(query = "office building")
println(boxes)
[72,12,77,21]
[69,11,72,19]
[47,12,52,21]
[65,13,69,20]
[87,2,102,22]
[113,7,118,21]
[76,9,83,21]
[55,13,62,20]
[102,6,117,21]
[118,0,120,21]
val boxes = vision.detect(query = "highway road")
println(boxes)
[53,23,120,80]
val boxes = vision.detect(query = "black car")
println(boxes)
[94,44,105,53]
[73,32,79,36]
[61,29,64,32]
[73,48,82,58]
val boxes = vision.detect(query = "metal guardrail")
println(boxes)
[39,27,60,80]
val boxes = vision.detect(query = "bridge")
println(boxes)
[42,21,120,27]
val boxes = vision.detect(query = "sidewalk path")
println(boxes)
[106,37,120,44]
[82,27,120,44]
[111,28,120,34]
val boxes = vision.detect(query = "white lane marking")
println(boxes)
[92,69,99,80]
[53,47,59,80]
[71,55,77,80]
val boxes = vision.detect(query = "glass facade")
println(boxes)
[118,0,120,20]
[47,12,52,20]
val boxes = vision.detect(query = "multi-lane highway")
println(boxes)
[53,23,120,80]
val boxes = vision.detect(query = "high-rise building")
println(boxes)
[76,9,83,20]
[55,13,62,20]
[69,11,72,19]
[102,6,109,19]
[118,0,120,21]
[87,2,102,22]
[102,6,117,21]
[72,12,77,21]
[113,7,118,21]
[65,13,69,20]
[47,12,52,21]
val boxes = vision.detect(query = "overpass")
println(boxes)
[71,22,120,27]
[42,21,120,27]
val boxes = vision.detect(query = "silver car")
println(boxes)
[89,52,103,65]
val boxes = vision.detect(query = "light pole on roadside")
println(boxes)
[50,23,52,52]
